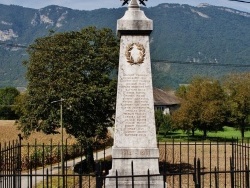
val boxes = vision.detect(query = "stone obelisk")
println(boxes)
[105,0,164,187]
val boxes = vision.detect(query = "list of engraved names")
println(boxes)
[121,73,151,137]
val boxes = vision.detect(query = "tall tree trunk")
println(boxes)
[203,129,207,139]
[192,128,195,137]
[241,125,245,138]
[85,144,95,173]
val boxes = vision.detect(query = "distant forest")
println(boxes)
[0,3,249,88]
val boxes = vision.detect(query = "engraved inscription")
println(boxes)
[121,149,151,157]
[120,73,151,137]
[122,149,132,156]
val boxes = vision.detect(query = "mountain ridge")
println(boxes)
[0,3,249,88]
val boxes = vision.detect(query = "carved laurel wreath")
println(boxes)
[125,43,146,65]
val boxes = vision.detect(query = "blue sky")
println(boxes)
[0,0,249,12]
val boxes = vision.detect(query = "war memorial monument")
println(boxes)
[105,0,165,187]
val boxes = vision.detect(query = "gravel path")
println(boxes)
[20,147,112,188]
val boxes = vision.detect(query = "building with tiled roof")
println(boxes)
[153,88,180,115]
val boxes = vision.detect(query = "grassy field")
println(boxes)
[1,120,249,144]
[158,126,250,142]
[0,120,77,145]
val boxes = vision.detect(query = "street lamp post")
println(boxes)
[51,98,65,187]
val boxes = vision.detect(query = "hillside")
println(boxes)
[0,3,249,88]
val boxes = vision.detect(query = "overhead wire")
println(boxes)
[152,60,250,67]
[0,42,28,49]
[229,0,250,3]
[1,41,250,67]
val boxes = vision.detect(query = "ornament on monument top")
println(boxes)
[125,43,146,65]
[121,0,148,6]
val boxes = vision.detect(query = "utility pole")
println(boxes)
[51,98,65,187]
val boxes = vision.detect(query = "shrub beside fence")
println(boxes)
[0,136,250,188]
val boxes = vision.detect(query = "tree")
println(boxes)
[155,110,172,136]
[13,92,28,117]
[175,85,188,99]
[17,27,119,171]
[0,87,20,119]
[172,77,226,138]
[172,101,197,136]
[223,73,250,138]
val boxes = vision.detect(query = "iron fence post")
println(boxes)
[17,134,22,188]
[116,170,118,188]
[30,163,33,188]
[246,165,249,188]
[46,168,49,188]
[193,157,197,184]
[230,157,235,188]
[197,159,201,188]
[163,160,166,183]
[147,169,150,188]
[214,167,218,188]
[96,161,103,188]
[131,161,134,188]
[78,174,82,188]
[13,169,16,188]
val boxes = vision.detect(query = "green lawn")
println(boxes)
[157,126,250,142]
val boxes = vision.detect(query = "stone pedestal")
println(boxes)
[105,0,165,187]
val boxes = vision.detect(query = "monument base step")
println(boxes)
[105,176,166,188]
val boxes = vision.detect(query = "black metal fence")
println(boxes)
[158,139,250,188]
[0,134,22,188]
[0,137,250,188]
